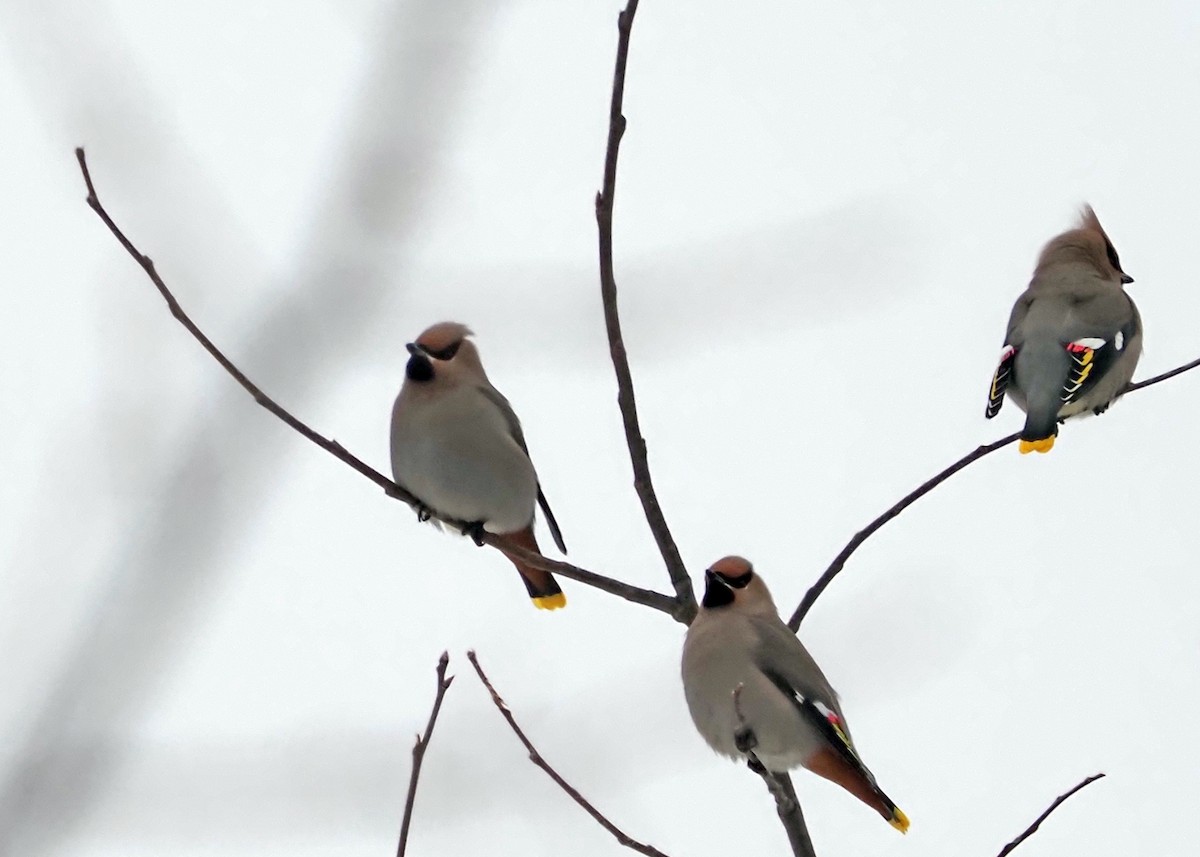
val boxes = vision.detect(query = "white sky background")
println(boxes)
[3,0,1200,855]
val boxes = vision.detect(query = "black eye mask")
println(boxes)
[719,571,754,589]
[1103,237,1133,283]
[423,341,462,361]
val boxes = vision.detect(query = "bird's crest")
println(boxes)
[415,321,474,353]
[710,556,753,578]
[1034,204,1129,283]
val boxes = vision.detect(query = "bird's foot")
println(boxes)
[415,502,434,523]
[735,726,759,755]
[461,521,487,546]
[1093,403,1110,416]
[745,755,767,775]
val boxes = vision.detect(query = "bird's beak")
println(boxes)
[1121,274,1135,285]
[406,342,421,356]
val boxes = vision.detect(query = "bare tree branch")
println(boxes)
[732,684,816,857]
[593,3,813,850]
[1126,356,1200,392]
[788,431,1018,629]
[758,771,817,857]
[996,773,1105,857]
[790,356,1200,630]
[467,651,670,857]
[594,0,697,624]
[494,542,678,614]
[74,147,681,620]
[396,652,454,857]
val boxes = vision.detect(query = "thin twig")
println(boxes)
[788,431,1019,629]
[396,652,454,857]
[996,773,1105,857]
[74,146,680,619]
[1126,356,1200,392]
[790,355,1200,630]
[467,651,670,857]
[74,148,407,501]
[593,0,697,624]
[731,684,750,739]
[496,542,678,614]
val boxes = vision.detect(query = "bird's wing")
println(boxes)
[1058,325,1136,408]
[760,665,866,771]
[1056,292,1139,407]
[476,383,568,554]
[986,291,1037,418]
[750,618,844,722]
[985,344,1016,419]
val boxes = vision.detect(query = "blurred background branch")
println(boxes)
[0,1,498,851]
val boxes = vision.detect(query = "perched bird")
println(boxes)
[681,556,908,833]
[390,322,568,609]
[985,206,1142,453]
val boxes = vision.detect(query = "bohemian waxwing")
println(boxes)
[681,556,908,833]
[985,206,1142,453]
[390,322,568,609]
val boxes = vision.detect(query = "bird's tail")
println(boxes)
[1019,411,1058,454]
[806,746,910,833]
[496,526,566,610]
[1015,340,1067,454]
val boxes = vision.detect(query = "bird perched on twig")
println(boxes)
[681,556,909,833]
[985,206,1142,453]
[390,322,568,609]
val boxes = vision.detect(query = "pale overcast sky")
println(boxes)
[3,1,1200,855]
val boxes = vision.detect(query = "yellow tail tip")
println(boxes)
[1018,436,1055,454]
[532,593,567,610]
[889,807,910,834]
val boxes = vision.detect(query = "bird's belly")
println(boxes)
[737,679,819,772]
[683,654,817,772]
[393,415,537,533]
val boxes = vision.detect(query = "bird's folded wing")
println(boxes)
[1060,320,1135,406]
[477,383,568,553]
[986,344,1016,419]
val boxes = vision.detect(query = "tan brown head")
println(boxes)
[414,322,473,356]
[700,555,777,614]
[1034,205,1133,286]
[404,321,487,385]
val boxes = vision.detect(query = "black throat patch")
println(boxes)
[406,353,434,382]
[702,577,735,609]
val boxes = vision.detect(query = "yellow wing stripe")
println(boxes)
[1062,347,1096,401]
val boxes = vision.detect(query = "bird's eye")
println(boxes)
[424,341,462,361]
[719,571,754,589]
